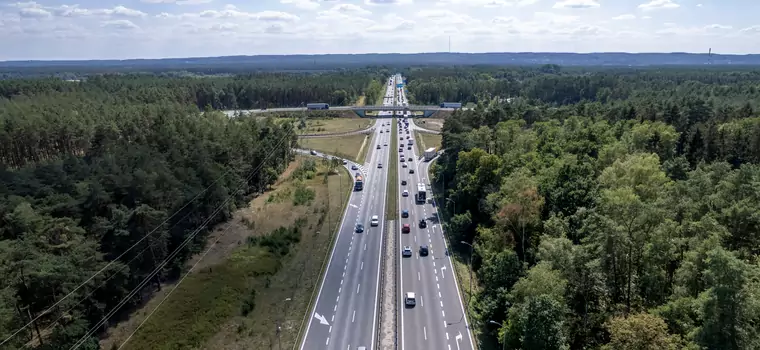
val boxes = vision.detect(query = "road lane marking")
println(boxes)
[334,305,337,311]
[326,338,329,345]
[439,291,442,298]
[436,276,439,282]
[424,326,427,340]
[421,296,424,307]
[442,310,446,317]
[332,314,334,322]
[437,283,440,289]
[361,261,363,270]
[447,333,450,340]
[329,326,332,333]
[441,301,444,307]
[357,284,360,294]
[364,243,367,250]
[336,296,339,302]
[352,310,355,323]
[338,287,341,293]
[340,279,343,285]
[418,272,420,281]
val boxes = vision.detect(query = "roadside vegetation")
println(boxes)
[413,131,442,155]
[297,133,371,163]
[425,66,760,349]
[103,156,352,350]
[297,117,373,135]
[414,118,445,132]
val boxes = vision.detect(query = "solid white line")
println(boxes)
[299,168,358,350]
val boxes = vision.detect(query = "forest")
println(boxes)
[426,67,760,349]
[0,74,327,349]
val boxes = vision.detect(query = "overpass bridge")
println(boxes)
[225,105,461,118]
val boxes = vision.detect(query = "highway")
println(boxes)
[299,81,395,350]
[396,79,476,350]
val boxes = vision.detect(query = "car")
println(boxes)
[380,130,383,133]
[409,169,415,174]
[384,143,388,146]
[402,224,410,233]
[419,245,429,256]
[342,159,348,165]
[401,180,407,185]
[405,292,416,306]
[407,146,411,150]
[400,137,404,140]
[401,209,409,218]
[377,145,381,149]
[402,246,412,257]
[402,163,408,168]
[419,219,427,228]
[378,163,383,168]
[402,190,409,197]
[400,158,405,162]
[371,215,379,226]
[351,164,358,170]
[406,136,410,139]
[355,224,364,233]
[310,150,317,155]
[387,129,390,132]
[406,130,410,134]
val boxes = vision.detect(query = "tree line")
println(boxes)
[0,75,299,349]
[429,66,760,349]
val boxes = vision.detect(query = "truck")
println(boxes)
[306,103,330,110]
[440,102,462,109]
[424,147,437,161]
[354,172,363,191]
[415,183,426,203]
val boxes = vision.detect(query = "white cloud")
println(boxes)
[612,14,636,20]
[553,0,600,9]
[324,4,371,16]
[638,0,680,11]
[102,19,139,30]
[18,7,51,18]
[280,0,321,10]
[365,0,413,5]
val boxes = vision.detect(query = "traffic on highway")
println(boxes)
[300,74,472,350]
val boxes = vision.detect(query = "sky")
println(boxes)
[0,0,758,60]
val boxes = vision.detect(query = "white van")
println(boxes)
[371,215,379,226]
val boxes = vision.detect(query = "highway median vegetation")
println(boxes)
[103,156,352,350]
[385,118,398,220]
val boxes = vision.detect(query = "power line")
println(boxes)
[117,221,235,349]
[69,130,291,350]
[2,122,294,347]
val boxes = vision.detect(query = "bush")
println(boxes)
[240,288,257,316]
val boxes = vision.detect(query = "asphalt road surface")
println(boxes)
[397,86,475,350]
[299,91,394,350]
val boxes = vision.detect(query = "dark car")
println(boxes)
[402,224,410,233]
[355,224,364,233]
[409,169,415,174]
[419,245,429,256]
[401,180,407,185]
[419,219,427,228]
[402,209,409,218]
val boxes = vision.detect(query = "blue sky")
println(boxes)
[0,0,756,60]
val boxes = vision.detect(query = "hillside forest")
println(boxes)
[425,67,760,349]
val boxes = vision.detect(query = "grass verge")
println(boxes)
[415,118,445,132]
[385,118,398,220]
[300,118,373,135]
[413,131,442,155]
[104,156,353,350]
[298,133,371,163]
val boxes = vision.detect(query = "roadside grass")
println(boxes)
[356,95,367,107]
[105,156,353,350]
[298,133,371,163]
[413,131,443,155]
[386,118,398,220]
[300,118,373,135]
[415,118,444,132]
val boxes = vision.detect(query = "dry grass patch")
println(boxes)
[298,133,371,163]
[414,131,442,155]
[301,118,372,135]
[102,156,353,350]
[415,118,444,132]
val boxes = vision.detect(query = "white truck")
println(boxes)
[424,147,437,161]
[415,183,426,204]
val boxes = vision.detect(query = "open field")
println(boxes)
[414,131,443,155]
[415,118,444,132]
[102,156,352,350]
[298,133,371,163]
[300,117,373,135]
